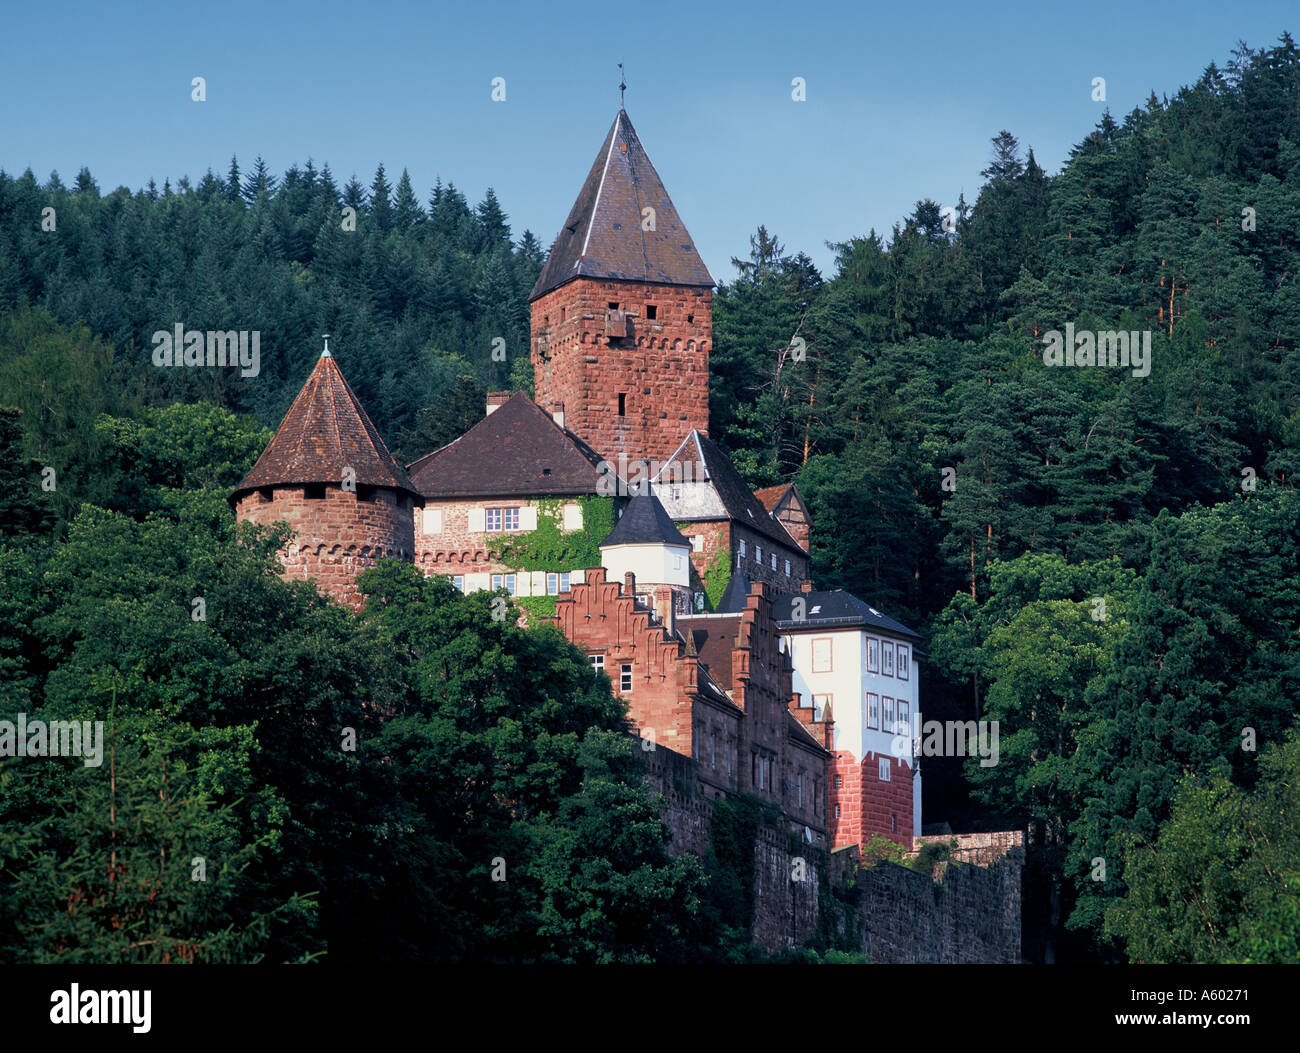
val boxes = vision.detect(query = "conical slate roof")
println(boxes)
[715,565,752,613]
[231,350,420,501]
[599,493,691,549]
[530,109,714,301]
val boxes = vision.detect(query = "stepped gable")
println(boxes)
[772,588,923,643]
[231,349,419,502]
[530,108,714,301]
[653,430,803,551]
[405,391,607,498]
[600,492,691,548]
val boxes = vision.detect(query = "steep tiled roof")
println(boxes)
[753,484,791,513]
[682,615,743,694]
[600,493,691,548]
[405,392,607,499]
[530,109,714,301]
[771,589,923,643]
[652,431,803,552]
[231,350,419,501]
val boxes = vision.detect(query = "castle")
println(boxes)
[230,107,930,861]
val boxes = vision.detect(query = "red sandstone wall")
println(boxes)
[234,484,416,609]
[829,749,914,849]
[531,278,712,466]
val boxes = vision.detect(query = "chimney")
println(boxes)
[800,579,814,594]
[624,571,636,596]
[551,402,565,429]
[485,391,511,416]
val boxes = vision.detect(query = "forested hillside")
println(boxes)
[2,35,1299,963]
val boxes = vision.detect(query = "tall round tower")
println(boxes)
[229,342,423,609]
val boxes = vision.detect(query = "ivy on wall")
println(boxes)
[490,495,617,572]
[701,546,731,612]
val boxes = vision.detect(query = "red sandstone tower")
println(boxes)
[529,109,714,467]
[229,343,423,609]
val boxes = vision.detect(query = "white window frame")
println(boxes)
[452,575,464,593]
[879,758,891,781]
[620,663,633,693]
[491,573,517,595]
[589,653,604,672]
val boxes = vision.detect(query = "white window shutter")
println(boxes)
[519,506,538,531]
[531,571,546,595]
[468,507,485,532]
[562,504,583,531]
[426,508,442,535]
[465,573,491,593]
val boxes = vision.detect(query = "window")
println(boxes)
[486,507,521,532]
[692,535,704,552]
[867,692,879,730]
[835,774,842,790]
[797,772,804,808]
[727,737,734,778]
[452,575,464,593]
[785,559,791,576]
[546,572,571,595]
[866,637,880,674]
[879,758,891,782]
[645,304,657,320]
[835,804,841,820]
[756,545,762,563]
[771,553,777,570]
[882,696,896,730]
[617,393,626,416]
[812,693,831,720]
[608,301,619,310]
[672,486,682,500]
[882,641,895,677]
[897,700,911,738]
[620,663,633,692]
[491,573,517,595]
[305,483,326,500]
[710,731,716,770]
[589,653,604,672]
[738,539,746,558]
[812,637,832,673]
[897,644,910,681]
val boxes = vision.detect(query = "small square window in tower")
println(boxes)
[645,304,657,320]
[617,393,626,417]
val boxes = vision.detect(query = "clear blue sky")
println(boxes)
[0,0,1294,280]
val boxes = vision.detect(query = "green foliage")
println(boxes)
[701,545,732,611]
[492,496,616,572]
[1106,728,1300,963]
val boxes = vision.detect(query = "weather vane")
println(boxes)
[619,63,626,109]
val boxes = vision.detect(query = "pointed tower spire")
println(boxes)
[529,109,713,300]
